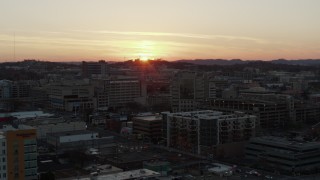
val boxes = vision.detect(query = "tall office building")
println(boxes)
[82,60,108,78]
[93,76,146,109]
[0,80,13,111]
[48,82,95,111]
[170,71,206,112]
[1,125,37,180]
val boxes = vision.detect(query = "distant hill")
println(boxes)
[175,59,320,66]
[271,59,320,66]
[176,59,248,65]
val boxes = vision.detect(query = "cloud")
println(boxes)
[70,30,268,44]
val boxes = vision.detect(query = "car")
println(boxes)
[253,171,262,177]
[247,170,261,176]
[265,175,273,179]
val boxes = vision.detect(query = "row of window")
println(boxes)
[25,160,37,169]
[0,173,6,178]
[25,153,37,161]
[24,139,37,146]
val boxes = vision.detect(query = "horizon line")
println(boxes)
[1,58,320,63]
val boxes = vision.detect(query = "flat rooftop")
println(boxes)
[208,163,232,174]
[74,169,160,180]
[165,110,253,120]
[107,151,156,164]
[1,124,35,132]
[0,111,54,119]
[133,115,162,121]
[251,136,320,150]
[47,130,97,137]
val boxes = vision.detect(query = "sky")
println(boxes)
[0,0,320,62]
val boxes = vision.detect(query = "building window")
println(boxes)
[3,165,5,170]
[2,150,5,155]
[1,142,4,146]
[2,157,4,162]
[3,173,6,178]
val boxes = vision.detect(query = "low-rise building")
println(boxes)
[25,117,86,139]
[143,161,170,176]
[246,136,320,174]
[47,130,115,154]
[47,130,98,147]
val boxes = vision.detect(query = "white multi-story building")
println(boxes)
[162,110,256,155]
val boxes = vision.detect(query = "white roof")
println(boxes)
[10,111,54,119]
[208,163,232,174]
[75,169,160,180]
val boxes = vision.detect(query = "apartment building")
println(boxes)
[1,125,37,180]
[162,110,256,155]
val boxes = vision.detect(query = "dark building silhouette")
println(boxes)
[82,60,108,77]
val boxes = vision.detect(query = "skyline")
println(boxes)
[1,0,320,62]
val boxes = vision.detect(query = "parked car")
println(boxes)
[265,175,273,179]
[246,170,261,176]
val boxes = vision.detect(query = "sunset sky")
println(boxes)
[1,0,320,62]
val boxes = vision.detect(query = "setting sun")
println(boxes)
[140,56,150,61]
[139,54,155,62]
[135,41,157,62]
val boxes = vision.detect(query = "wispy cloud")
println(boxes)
[70,30,268,44]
